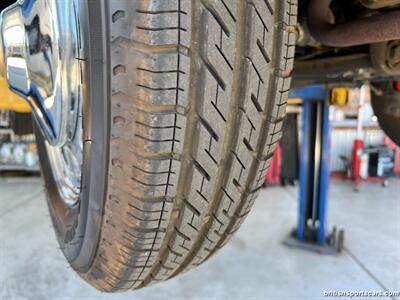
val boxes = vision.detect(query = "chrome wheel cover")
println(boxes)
[1,0,84,205]
[45,0,84,206]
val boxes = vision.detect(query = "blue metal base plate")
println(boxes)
[283,235,338,255]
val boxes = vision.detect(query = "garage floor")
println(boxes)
[1,176,399,300]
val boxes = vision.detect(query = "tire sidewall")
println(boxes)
[35,0,109,271]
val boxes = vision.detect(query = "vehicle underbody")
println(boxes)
[295,0,400,145]
[295,0,400,83]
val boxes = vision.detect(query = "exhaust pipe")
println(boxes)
[308,0,400,47]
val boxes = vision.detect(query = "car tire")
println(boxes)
[35,0,297,291]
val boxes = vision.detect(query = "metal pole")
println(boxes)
[312,103,322,226]
[357,84,369,140]
[317,102,331,244]
[297,101,310,241]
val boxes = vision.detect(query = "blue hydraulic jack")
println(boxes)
[284,84,344,254]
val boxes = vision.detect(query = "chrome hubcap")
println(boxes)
[1,0,83,205]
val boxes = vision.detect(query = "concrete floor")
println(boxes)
[1,176,399,300]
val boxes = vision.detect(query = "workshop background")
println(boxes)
[1,82,399,300]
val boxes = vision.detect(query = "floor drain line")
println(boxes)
[344,246,395,300]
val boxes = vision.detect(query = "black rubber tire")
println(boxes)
[36,0,297,292]
[371,81,400,146]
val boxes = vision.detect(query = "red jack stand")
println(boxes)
[352,139,364,186]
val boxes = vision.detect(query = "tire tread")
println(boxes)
[83,0,297,291]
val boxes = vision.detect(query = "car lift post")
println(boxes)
[284,84,344,254]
